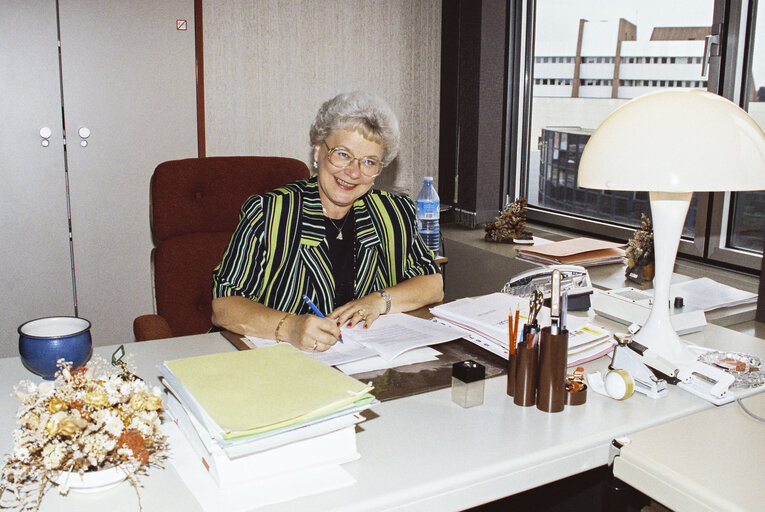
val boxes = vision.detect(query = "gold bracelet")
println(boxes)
[274,313,292,343]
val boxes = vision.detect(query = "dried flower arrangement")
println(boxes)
[484,198,533,243]
[625,213,655,282]
[0,356,168,510]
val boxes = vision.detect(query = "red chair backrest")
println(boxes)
[149,156,309,337]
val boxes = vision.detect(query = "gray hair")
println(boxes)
[309,91,400,166]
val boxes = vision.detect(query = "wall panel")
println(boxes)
[203,0,441,195]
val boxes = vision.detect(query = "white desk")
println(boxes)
[614,392,765,512]
[1,323,762,511]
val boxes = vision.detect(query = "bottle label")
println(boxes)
[417,200,440,219]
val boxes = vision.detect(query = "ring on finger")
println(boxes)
[357,309,367,319]
[312,341,318,351]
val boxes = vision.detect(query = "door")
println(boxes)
[0,1,197,355]
[0,1,75,357]
[58,0,198,345]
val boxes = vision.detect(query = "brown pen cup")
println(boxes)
[513,343,538,407]
[536,327,568,413]
[506,352,517,397]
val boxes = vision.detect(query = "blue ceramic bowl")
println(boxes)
[18,317,92,380]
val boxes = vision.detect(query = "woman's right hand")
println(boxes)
[281,314,341,352]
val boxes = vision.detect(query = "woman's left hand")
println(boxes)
[329,293,386,329]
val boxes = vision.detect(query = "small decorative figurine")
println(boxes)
[484,198,533,244]
[625,213,654,283]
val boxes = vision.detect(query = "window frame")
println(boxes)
[503,0,762,272]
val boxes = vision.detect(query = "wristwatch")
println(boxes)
[378,290,391,315]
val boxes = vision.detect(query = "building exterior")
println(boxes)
[533,18,710,99]
[531,19,716,233]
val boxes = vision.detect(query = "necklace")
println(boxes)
[322,207,350,240]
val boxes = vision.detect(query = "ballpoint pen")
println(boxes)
[301,295,344,343]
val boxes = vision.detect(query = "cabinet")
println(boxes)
[0,1,197,356]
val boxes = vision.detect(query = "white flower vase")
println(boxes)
[54,466,129,494]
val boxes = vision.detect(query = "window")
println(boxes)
[707,0,765,266]
[511,0,763,270]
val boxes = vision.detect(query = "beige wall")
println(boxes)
[203,0,442,196]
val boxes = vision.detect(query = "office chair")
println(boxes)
[133,156,310,341]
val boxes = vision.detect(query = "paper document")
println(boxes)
[341,313,461,361]
[669,277,757,312]
[243,335,378,367]
[245,313,460,367]
[166,421,355,512]
[160,344,374,439]
[336,346,441,375]
[430,292,551,347]
[516,237,625,267]
[433,293,614,367]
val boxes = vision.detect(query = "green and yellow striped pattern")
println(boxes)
[212,176,439,315]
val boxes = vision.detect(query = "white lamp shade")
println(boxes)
[578,89,765,192]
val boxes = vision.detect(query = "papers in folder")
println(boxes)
[160,344,374,497]
[516,237,625,267]
[159,344,375,440]
[431,292,614,367]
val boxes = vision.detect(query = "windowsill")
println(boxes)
[441,222,765,340]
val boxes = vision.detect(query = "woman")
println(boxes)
[211,91,443,352]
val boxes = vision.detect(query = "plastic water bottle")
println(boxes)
[416,176,440,254]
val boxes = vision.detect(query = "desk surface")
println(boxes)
[614,392,765,512]
[1,323,763,511]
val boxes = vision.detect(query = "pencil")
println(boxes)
[513,309,520,348]
[509,309,516,355]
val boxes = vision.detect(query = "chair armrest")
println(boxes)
[133,314,174,341]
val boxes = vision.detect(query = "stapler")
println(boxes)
[612,334,737,404]
[609,339,668,399]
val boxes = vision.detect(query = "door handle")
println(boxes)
[39,127,52,147]
[78,126,91,147]
[701,27,721,78]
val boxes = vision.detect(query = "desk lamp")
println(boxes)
[578,89,765,375]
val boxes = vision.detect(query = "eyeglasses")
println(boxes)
[323,141,382,177]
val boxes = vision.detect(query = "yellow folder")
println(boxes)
[163,344,374,439]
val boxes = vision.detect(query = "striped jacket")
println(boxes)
[212,176,440,315]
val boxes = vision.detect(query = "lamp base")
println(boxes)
[632,322,697,378]
[631,191,696,377]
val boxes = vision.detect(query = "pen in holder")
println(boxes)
[536,326,568,413]
[513,337,538,407]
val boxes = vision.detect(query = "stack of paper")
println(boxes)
[516,237,625,267]
[430,293,614,367]
[243,313,463,374]
[159,344,376,488]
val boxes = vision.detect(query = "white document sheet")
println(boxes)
[245,313,462,367]
[166,421,355,512]
[243,335,378,366]
[336,346,441,375]
[340,313,462,361]
[430,293,551,346]
[669,277,757,312]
